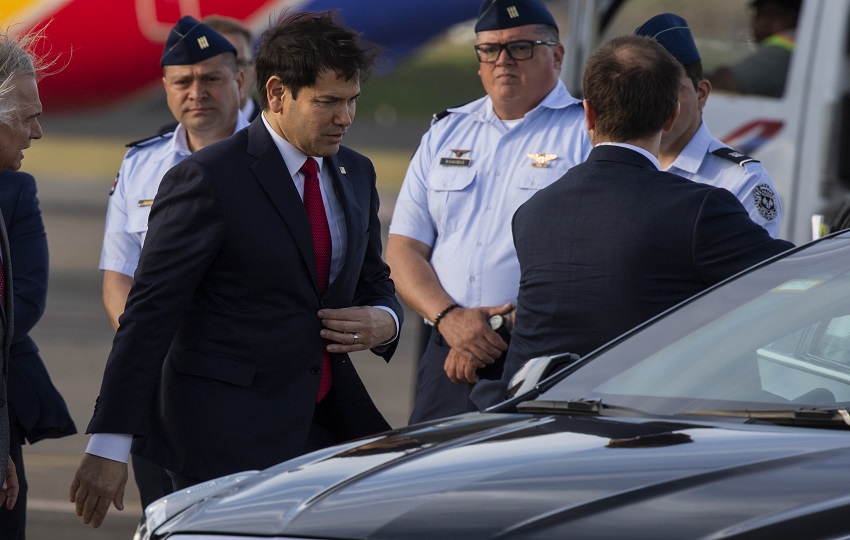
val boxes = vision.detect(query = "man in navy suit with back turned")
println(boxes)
[70,10,402,528]
[471,35,794,410]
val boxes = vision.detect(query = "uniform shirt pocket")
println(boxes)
[515,164,569,192]
[428,167,476,232]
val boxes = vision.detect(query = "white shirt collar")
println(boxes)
[260,112,324,176]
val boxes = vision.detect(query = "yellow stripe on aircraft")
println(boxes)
[1,0,72,31]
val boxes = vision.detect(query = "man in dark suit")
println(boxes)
[471,34,794,409]
[70,11,402,528]
[0,171,76,539]
[0,27,49,517]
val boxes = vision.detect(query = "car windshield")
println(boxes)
[539,235,850,419]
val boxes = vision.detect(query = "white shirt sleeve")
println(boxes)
[85,433,133,463]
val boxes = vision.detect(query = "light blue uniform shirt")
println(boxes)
[99,113,249,277]
[664,121,782,238]
[389,81,591,309]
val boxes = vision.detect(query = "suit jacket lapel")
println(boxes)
[326,153,364,287]
[246,119,322,296]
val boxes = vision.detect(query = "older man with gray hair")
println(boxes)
[0,25,47,516]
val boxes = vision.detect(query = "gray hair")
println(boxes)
[0,26,50,125]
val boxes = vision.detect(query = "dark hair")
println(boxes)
[582,35,683,141]
[684,60,704,90]
[255,10,380,108]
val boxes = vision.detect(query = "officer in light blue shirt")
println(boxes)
[387,0,592,424]
[636,13,782,238]
[96,15,247,510]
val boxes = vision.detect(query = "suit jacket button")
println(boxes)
[310,366,321,375]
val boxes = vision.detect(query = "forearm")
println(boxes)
[385,234,455,323]
[102,270,133,330]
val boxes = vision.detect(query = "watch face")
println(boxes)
[489,314,504,331]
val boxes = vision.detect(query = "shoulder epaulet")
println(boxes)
[432,109,452,122]
[432,100,475,123]
[126,131,172,148]
[711,147,760,167]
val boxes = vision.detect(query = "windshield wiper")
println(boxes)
[516,398,651,417]
[675,407,850,429]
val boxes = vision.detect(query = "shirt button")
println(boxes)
[495,171,501,176]
[469,276,476,282]
[310,366,321,375]
[476,241,482,247]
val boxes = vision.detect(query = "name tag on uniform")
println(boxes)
[137,199,154,207]
[439,157,472,167]
[440,149,472,167]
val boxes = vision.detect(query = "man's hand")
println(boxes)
[0,456,19,510]
[438,303,512,366]
[69,453,128,528]
[444,348,492,384]
[320,306,396,353]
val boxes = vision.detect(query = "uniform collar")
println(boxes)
[666,120,711,174]
[171,110,250,157]
[449,80,581,124]
[170,123,193,157]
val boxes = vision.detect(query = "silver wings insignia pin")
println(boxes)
[527,152,558,168]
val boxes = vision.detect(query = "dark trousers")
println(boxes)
[166,399,341,491]
[0,408,26,540]
[408,330,480,425]
[132,454,174,509]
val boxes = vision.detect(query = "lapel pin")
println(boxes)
[339,166,347,175]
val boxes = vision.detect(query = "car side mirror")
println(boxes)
[505,352,582,399]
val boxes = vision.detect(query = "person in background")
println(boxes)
[0,170,76,540]
[158,14,260,134]
[98,15,248,509]
[205,15,260,121]
[710,0,802,97]
[635,13,782,237]
[470,35,794,410]
[386,0,591,424]
[71,10,401,528]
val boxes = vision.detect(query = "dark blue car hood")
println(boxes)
[157,413,850,539]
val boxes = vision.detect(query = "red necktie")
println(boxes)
[300,158,332,402]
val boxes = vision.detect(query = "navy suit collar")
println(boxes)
[245,117,363,299]
[246,118,324,296]
[588,144,658,170]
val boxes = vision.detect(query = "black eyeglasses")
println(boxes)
[474,40,559,63]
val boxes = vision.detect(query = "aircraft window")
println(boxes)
[601,0,799,99]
